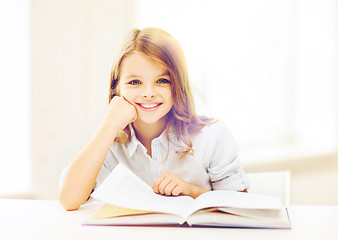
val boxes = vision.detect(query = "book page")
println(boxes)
[91,204,156,219]
[91,164,194,218]
[211,207,285,220]
[187,207,290,229]
[185,190,283,217]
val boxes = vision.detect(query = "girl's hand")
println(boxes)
[104,96,138,131]
[152,172,192,197]
[152,173,210,199]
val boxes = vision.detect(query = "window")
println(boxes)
[0,0,31,196]
[135,0,337,164]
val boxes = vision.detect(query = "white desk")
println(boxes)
[0,199,337,240]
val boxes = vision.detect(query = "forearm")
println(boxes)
[58,123,118,210]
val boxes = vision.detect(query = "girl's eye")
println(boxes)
[129,80,141,85]
[157,78,170,84]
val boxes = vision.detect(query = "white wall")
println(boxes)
[243,153,338,205]
[31,0,135,199]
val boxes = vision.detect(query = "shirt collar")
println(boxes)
[127,126,142,157]
[126,125,185,158]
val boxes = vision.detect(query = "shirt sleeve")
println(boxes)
[207,122,250,191]
[92,149,119,191]
[58,148,118,204]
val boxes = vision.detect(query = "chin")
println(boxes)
[136,114,168,125]
[137,117,162,125]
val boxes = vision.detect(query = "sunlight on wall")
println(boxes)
[134,0,337,164]
[0,0,31,195]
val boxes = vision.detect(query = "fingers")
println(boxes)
[107,96,138,128]
[122,96,138,122]
[152,174,166,194]
[152,173,185,197]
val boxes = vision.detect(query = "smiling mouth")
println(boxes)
[136,103,163,110]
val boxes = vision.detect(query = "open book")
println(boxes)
[84,164,291,229]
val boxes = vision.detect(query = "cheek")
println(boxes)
[119,86,137,102]
[165,89,174,104]
[161,91,174,110]
[114,83,121,97]
[118,85,128,97]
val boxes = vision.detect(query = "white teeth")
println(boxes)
[140,103,159,109]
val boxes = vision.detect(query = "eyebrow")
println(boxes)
[125,71,169,79]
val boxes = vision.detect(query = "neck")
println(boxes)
[133,118,168,155]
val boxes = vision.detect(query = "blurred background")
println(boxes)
[0,0,337,205]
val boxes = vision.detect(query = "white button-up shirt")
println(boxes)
[93,121,249,192]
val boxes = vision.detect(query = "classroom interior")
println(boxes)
[1,0,337,206]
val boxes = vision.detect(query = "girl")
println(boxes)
[58,28,249,211]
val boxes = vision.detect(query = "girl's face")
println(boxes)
[118,52,174,126]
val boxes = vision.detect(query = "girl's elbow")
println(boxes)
[58,191,81,211]
[59,198,81,211]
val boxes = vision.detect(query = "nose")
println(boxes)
[143,85,155,99]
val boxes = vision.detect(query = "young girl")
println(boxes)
[58,28,249,211]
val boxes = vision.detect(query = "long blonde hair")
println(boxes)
[109,28,213,159]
